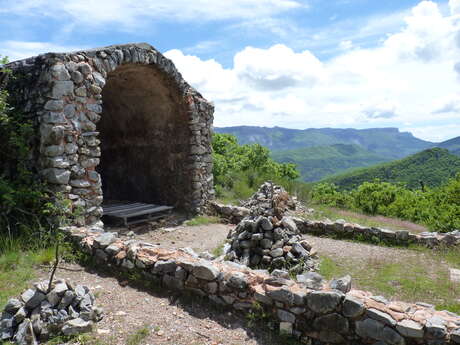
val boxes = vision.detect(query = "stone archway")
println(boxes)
[98,64,191,208]
[2,43,215,226]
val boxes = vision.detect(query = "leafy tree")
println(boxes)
[212,133,300,201]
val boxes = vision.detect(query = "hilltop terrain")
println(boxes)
[323,147,460,190]
[271,143,389,182]
[216,126,460,182]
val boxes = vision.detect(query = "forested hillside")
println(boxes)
[324,148,460,190]
[215,126,433,159]
[271,144,389,182]
[436,136,460,156]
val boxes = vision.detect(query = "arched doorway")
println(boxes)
[98,63,191,208]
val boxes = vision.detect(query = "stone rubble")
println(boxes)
[225,215,319,275]
[62,225,460,345]
[241,182,297,218]
[0,280,102,344]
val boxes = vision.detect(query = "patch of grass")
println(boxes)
[126,326,150,345]
[318,253,460,313]
[185,215,221,226]
[211,241,226,257]
[0,243,74,309]
[318,257,348,280]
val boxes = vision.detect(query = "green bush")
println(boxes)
[212,133,300,203]
[0,58,72,252]
[310,175,460,232]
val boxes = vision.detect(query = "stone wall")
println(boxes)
[1,43,214,225]
[64,225,460,345]
[293,219,460,249]
[210,202,460,249]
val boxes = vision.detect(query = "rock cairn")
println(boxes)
[242,182,297,218]
[225,216,319,274]
[0,280,102,344]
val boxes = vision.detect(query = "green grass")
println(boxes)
[318,251,460,313]
[185,215,221,226]
[126,326,150,345]
[211,241,226,257]
[0,240,76,309]
[0,246,58,308]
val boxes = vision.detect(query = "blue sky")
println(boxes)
[1,0,460,142]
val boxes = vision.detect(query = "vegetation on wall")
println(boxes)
[0,58,71,253]
[311,177,460,232]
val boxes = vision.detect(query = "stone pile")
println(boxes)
[242,182,297,218]
[0,280,102,344]
[225,215,319,274]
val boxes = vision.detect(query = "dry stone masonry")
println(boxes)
[0,43,214,225]
[294,219,460,249]
[62,225,460,345]
[0,280,102,344]
[211,182,460,249]
[225,216,319,274]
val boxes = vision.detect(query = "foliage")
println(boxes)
[436,136,460,157]
[212,133,300,202]
[310,176,460,232]
[324,148,460,190]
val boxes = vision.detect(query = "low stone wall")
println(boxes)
[64,226,460,345]
[293,218,460,248]
[210,203,460,249]
[208,201,250,223]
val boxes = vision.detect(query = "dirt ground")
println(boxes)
[36,219,448,344]
[37,261,286,345]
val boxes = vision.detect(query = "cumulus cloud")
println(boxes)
[361,101,399,119]
[1,40,85,61]
[1,0,304,28]
[166,1,460,141]
[433,95,460,114]
[233,45,324,91]
[449,0,460,15]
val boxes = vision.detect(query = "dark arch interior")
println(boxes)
[98,64,191,208]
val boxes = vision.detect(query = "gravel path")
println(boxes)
[37,264,284,345]
[302,234,421,262]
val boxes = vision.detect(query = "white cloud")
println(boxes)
[433,94,460,113]
[0,41,86,62]
[1,0,304,28]
[449,0,460,15]
[403,123,460,143]
[361,100,399,119]
[233,45,324,90]
[166,1,460,141]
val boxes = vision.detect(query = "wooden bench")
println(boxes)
[102,201,173,227]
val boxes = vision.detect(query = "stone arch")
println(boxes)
[3,43,214,226]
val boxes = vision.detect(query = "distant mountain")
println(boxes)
[323,148,460,190]
[436,136,460,156]
[215,126,433,160]
[272,144,390,182]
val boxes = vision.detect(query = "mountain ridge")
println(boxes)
[323,148,460,190]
